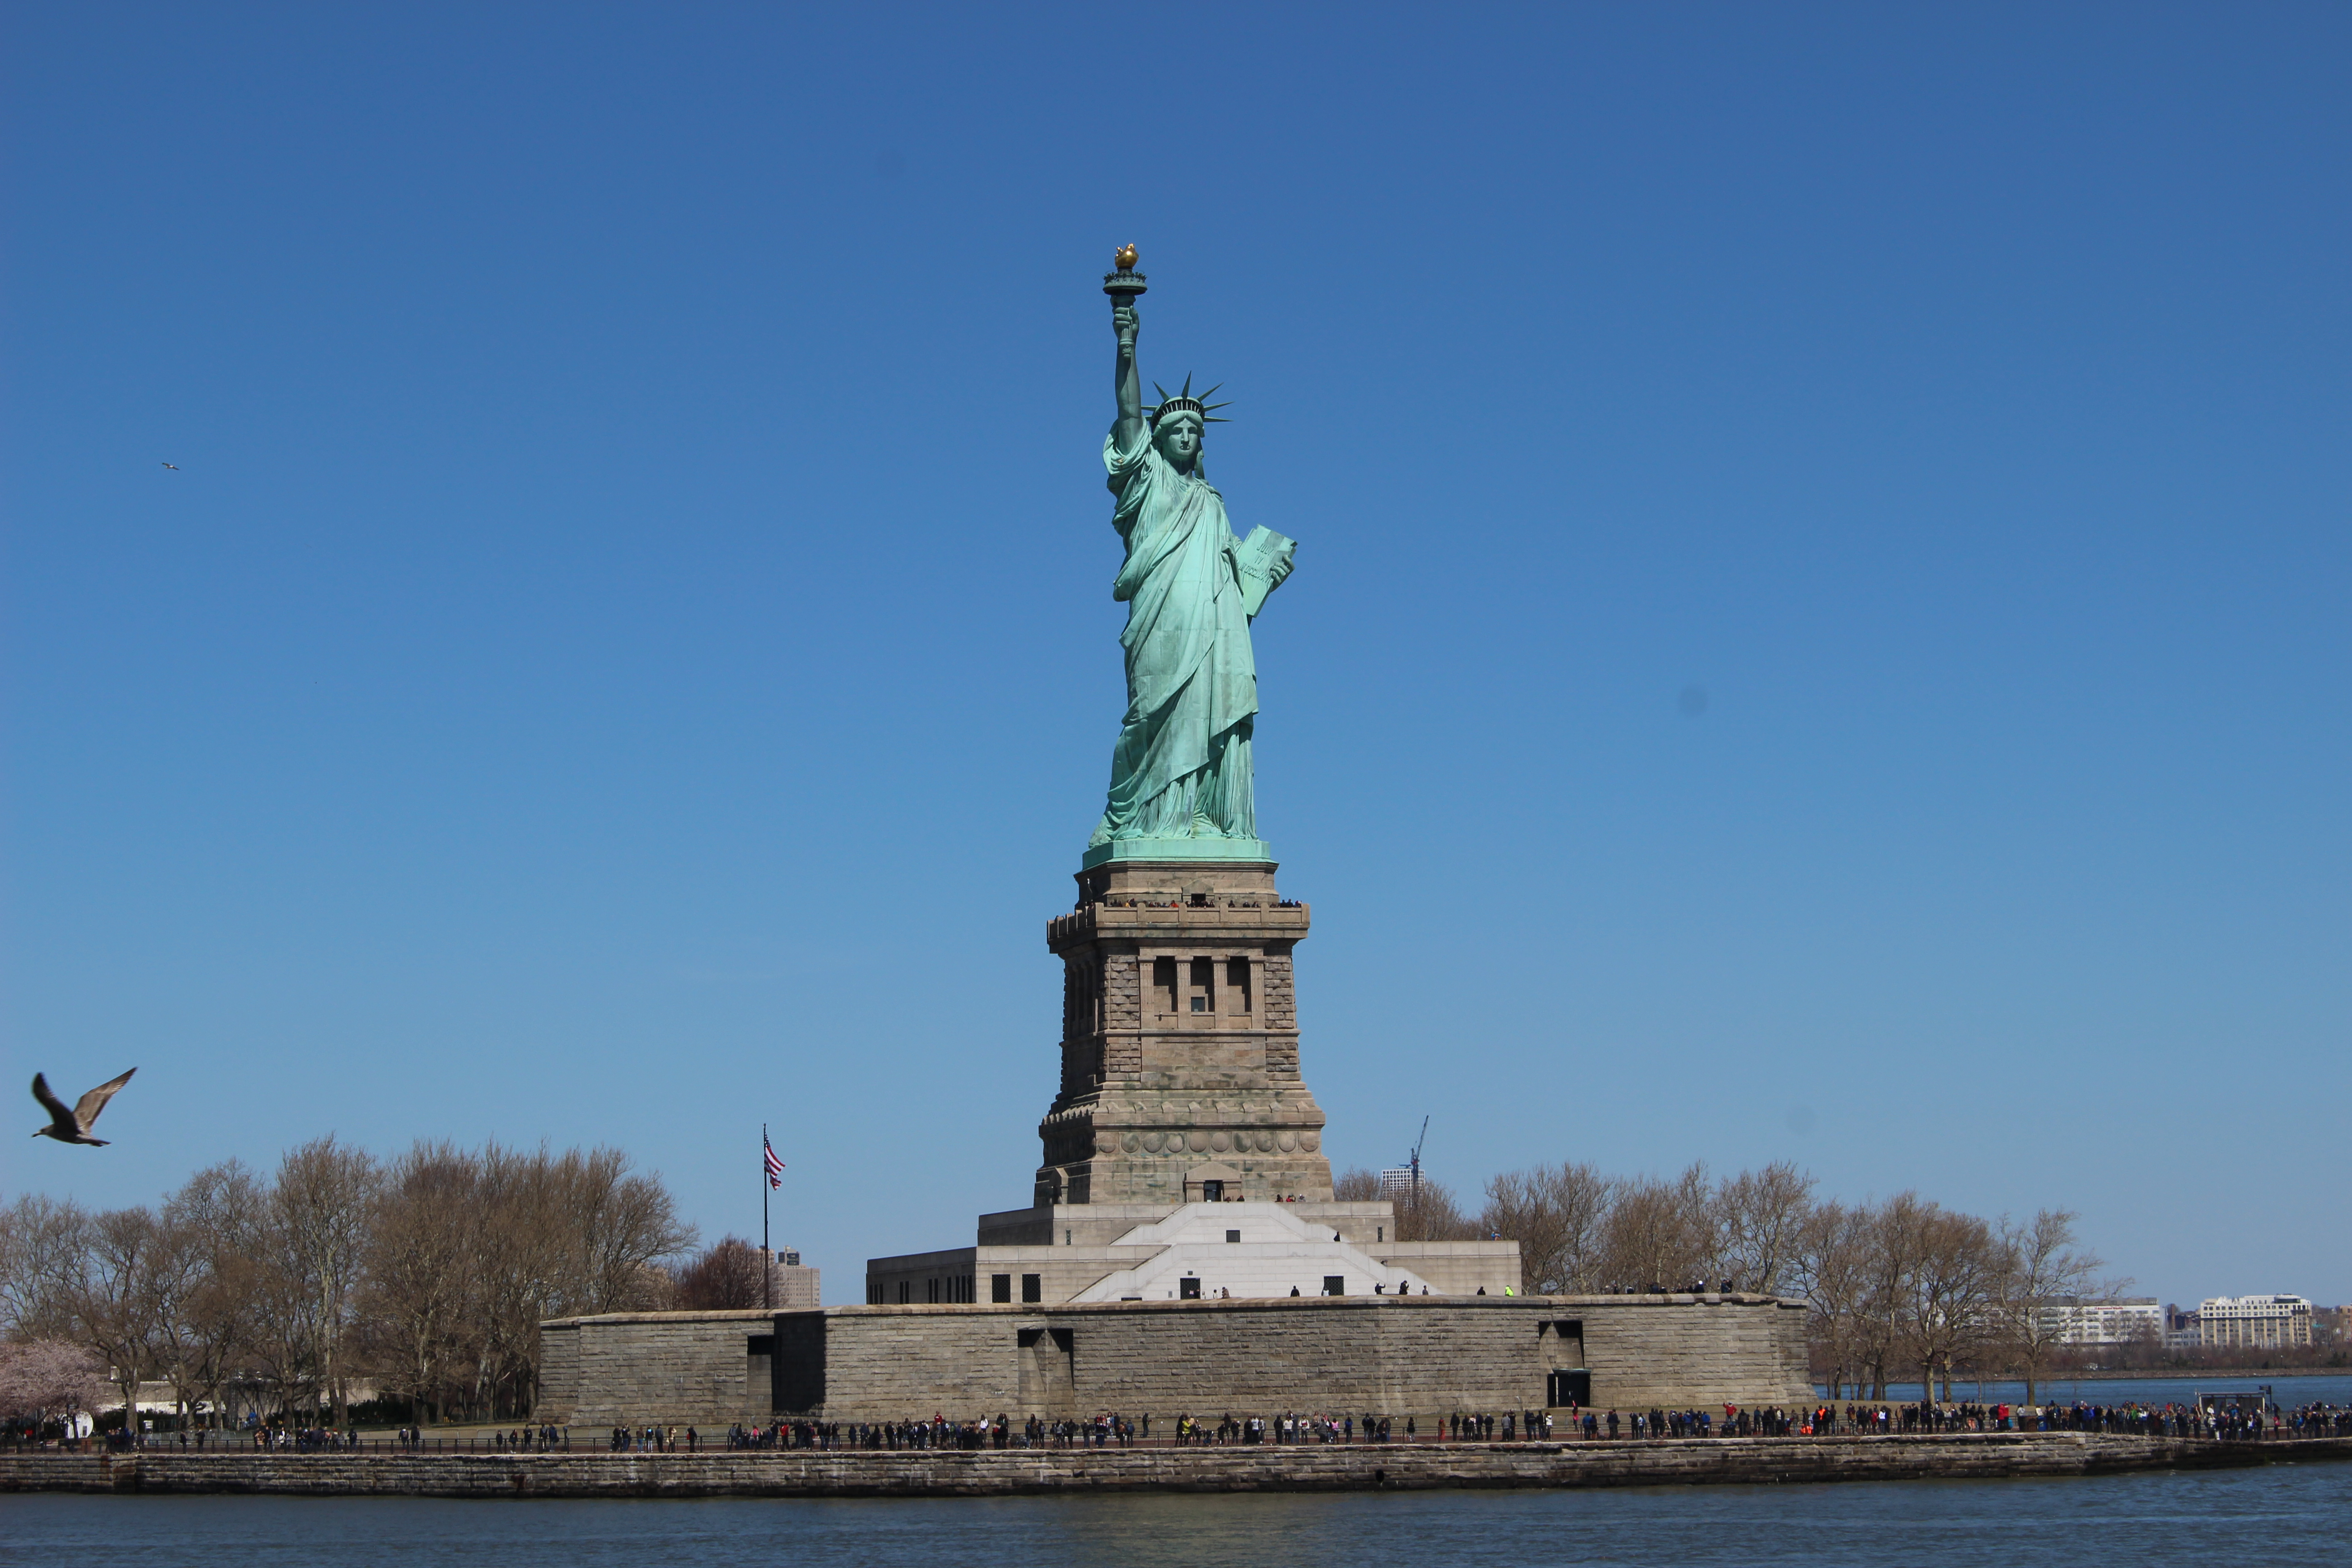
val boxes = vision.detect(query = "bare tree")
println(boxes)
[67,1206,167,1429]
[1714,1162,1814,1296]
[0,1193,90,1342]
[1481,1162,1615,1294]
[1327,1166,1477,1243]
[244,1198,322,1422]
[274,1137,380,1426]
[163,1161,268,1430]
[1854,1193,1926,1400]
[1886,1200,2001,1402]
[466,1144,559,1418]
[1995,1208,2113,1405]
[1331,1168,1379,1202]
[359,1142,480,1425]
[674,1237,771,1310]
[553,1146,694,1314]
[1393,1176,1480,1242]
[140,1205,212,1433]
[1595,1164,1718,1291]
[1791,1198,1874,1397]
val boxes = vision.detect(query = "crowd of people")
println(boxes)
[46,1398,2352,1456]
[2034,1400,2352,1441]
[721,1416,1141,1450]
[668,1399,2352,1450]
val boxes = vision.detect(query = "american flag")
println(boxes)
[764,1133,785,1189]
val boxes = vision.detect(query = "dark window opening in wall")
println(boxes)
[1180,1276,1202,1299]
[1377,1226,1384,1242]
[991,1274,1012,1303]
[1189,957,1214,1014]
[1188,892,1210,907]
[1225,1229,1241,1243]
[1323,1275,1346,1296]
[1227,958,1252,1012]
[1153,956,1179,1013]
[1021,1273,1043,1303]
[1548,1369,1592,1407]
[746,1334,775,1357]
[897,1281,911,1304]
[1200,1180,1224,1202]
[927,1278,939,1303]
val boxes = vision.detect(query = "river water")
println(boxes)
[7,1462,2346,1567]
[1820,1372,2352,1409]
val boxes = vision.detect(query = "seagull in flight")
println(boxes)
[161,461,179,470]
[30,1068,137,1146]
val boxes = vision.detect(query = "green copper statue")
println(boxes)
[1087,252,1295,862]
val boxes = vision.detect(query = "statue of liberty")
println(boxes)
[1088,263,1295,859]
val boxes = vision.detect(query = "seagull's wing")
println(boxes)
[32,1073,78,1132]
[73,1068,136,1129]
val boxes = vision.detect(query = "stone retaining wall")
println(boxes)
[539,1292,1816,1428]
[3,1434,2344,1498]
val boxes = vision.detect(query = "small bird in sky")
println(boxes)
[30,1068,137,1147]
[160,461,179,470]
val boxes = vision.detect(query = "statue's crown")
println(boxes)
[1147,374,1231,426]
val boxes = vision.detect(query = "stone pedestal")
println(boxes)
[1034,857,1332,1207]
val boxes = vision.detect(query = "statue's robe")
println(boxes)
[1091,426,1294,846]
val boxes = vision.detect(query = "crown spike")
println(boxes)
[1142,375,1233,427]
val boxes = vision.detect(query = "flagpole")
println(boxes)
[762,1123,772,1310]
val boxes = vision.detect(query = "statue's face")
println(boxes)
[1154,412,1203,470]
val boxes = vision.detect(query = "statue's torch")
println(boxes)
[1103,244,1147,318]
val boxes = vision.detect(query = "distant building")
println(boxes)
[2164,1304,2200,1350]
[1378,1167,1419,1200]
[2198,1294,2313,1350]
[766,1249,821,1310]
[2037,1296,2161,1346]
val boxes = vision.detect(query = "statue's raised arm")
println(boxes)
[1112,299,1145,455]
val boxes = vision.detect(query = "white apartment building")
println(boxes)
[2037,1296,2161,1346]
[2198,1294,2313,1350]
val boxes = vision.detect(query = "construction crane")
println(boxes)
[1407,1116,1428,1206]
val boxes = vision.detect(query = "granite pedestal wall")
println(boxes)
[1038,858,1329,1207]
[538,1293,1813,1428]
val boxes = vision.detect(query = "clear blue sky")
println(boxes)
[4,4,2345,1309]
